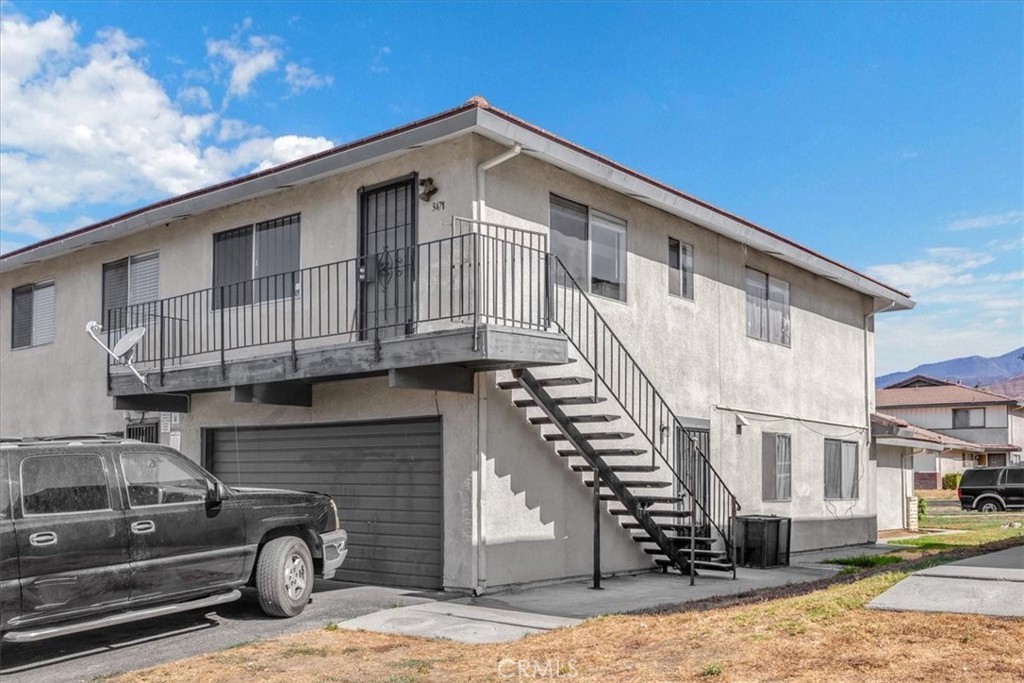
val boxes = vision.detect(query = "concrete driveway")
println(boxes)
[868,545,1024,618]
[0,581,444,683]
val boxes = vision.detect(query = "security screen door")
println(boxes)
[358,175,417,340]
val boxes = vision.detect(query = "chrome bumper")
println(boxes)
[318,528,348,579]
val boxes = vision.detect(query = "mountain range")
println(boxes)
[876,346,1024,394]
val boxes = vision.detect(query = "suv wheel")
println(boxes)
[256,536,313,617]
[977,499,1003,513]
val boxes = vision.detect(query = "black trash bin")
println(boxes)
[735,515,791,568]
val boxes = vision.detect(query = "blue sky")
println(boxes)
[1,1,1021,375]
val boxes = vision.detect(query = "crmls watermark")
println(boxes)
[497,658,579,679]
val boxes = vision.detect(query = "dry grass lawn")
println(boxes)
[109,522,1024,683]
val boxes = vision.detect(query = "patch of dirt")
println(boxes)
[110,537,1024,683]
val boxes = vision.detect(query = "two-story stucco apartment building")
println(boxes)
[876,376,1023,489]
[0,98,913,594]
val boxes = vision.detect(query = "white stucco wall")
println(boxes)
[875,444,912,531]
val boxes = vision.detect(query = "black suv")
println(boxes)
[0,437,348,642]
[958,466,1024,512]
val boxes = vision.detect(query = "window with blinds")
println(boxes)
[103,253,160,328]
[213,214,300,309]
[762,432,792,501]
[824,439,859,500]
[746,268,790,346]
[11,282,56,349]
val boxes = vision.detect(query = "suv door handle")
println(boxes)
[130,520,156,534]
[29,531,57,546]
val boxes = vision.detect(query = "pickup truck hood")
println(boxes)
[229,486,335,532]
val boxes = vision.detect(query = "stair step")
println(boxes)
[544,431,633,442]
[622,522,698,532]
[530,414,620,425]
[557,448,646,457]
[514,396,606,408]
[608,508,693,517]
[601,495,687,504]
[644,547,726,556]
[631,535,716,545]
[570,464,659,473]
[584,479,671,489]
[655,558,734,572]
[499,376,591,389]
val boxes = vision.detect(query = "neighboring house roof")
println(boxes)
[871,412,987,453]
[0,97,913,310]
[877,376,1020,409]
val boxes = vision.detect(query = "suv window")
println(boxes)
[121,452,206,507]
[1004,468,1024,485]
[961,468,1001,487]
[21,454,110,515]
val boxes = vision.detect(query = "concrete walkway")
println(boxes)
[868,545,1024,618]
[340,561,837,643]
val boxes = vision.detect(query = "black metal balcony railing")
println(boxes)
[104,231,551,377]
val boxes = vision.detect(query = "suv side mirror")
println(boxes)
[205,479,224,508]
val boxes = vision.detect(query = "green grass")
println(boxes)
[826,554,904,569]
[892,513,1024,550]
[700,662,723,677]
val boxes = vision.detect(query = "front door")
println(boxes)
[117,448,246,600]
[11,451,131,620]
[358,175,417,340]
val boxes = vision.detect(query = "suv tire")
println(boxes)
[256,536,313,617]
[977,499,1003,513]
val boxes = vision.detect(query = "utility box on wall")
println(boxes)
[735,515,792,568]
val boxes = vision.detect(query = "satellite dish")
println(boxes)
[85,321,149,388]
[112,327,146,358]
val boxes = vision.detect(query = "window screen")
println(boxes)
[21,454,110,514]
[11,282,55,348]
[953,408,985,429]
[213,215,300,309]
[824,439,859,499]
[103,253,159,328]
[550,195,589,287]
[590,211,627,301]
[762,433,792,501]
[669,238,694,299]
[213,225,255,309]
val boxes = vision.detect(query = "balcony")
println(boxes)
[106,223,568,410]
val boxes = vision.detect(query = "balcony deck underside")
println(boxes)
[109,324,569,401]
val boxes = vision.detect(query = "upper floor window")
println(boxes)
[952,408,985,429]
[746,268,790,346]
[550,195,627,302]
[11,282,55,349]
[762,432,792,501]
[213,214,300,309]
[668,238,694,300]
[103,252,160,328]
[824,439,859,500]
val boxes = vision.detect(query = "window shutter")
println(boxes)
[824,439,842,498]
[213,226,253,308]
[103,259,129,328]
[762,432,777,500]
[31,283,55,345]
[12,285,33,348]
[768,276,790,345]
[129,253,160,305]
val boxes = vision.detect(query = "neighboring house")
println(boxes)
[877,375,1024,489]
[871,412,985,530]
[0,97,914,594]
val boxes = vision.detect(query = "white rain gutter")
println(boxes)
[472,142,521,595]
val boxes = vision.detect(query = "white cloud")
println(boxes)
[370,45,391,74]
[284,63,331,94]
[868,240,1024,375]
[948,210,1024,231]
[206,31,282,102]
[0,11,334,239]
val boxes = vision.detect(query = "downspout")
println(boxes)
[472,142,521,595]
[864,299,896,534]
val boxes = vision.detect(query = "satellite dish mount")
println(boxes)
[86,321,149,388]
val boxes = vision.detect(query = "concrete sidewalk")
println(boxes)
[340,561,837,643]
[868,545,1024,618]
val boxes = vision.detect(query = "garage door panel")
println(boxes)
[211,418,442,589]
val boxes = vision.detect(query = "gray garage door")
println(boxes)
[209,418,442,589]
